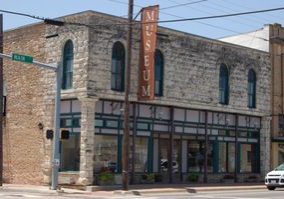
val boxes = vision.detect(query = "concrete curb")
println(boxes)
[113,185,266,195]
[1,185,88,195]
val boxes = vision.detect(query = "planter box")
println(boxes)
[221,179,235,183]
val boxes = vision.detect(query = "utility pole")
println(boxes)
[0,14,3,187]
[122,0,133,191]
[50,62,62,190]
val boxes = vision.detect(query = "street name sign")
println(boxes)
[12,53,33,64]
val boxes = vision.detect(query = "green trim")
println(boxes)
[213,140,219,173]
[147,136,154,173]
[117,135,122,173]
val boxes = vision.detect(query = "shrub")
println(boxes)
[223,174,234,180]
[98,170,114,184]
[141,173,155,183]
[187,172,199,182]
[154,173,163,182]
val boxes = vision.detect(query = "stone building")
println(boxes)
[221,24,284,170]
[2,10,271,185]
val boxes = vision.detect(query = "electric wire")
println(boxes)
[160,0,208,10]
[218,0,283,21]
[206,1,267,24]
[0,5,282,41]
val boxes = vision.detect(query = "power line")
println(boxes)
[0,6,281,41]
[218,0,283,21]
[194,1,260,29]
[157,6,284,24]
[0,9,45,20]
[160,0,208,10]
[81,6,284,27]
[207,1,266,24]
[157,9,267,40]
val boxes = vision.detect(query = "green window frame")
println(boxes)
[219,64,229,105]
[111,42,125,91]
[154,49,164,96]
[248,69,256,108]
[62,40,74,90]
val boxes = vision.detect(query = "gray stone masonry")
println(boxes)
[77,97,97,185]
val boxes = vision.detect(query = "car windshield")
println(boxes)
[275,164,284,171]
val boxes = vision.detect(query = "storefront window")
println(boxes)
[94,135,117,173]
[279,144,284,165]
[228,143,235,173]
[60,133,80,171]
[187,140,213,173]
[218,142,235,173]
[172,140,181,173]
[134,137,148,172]
[219,142,226,172]
[240,144,252,172]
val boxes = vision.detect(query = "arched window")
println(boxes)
[111,42,125,91]
[155,50,164,96]
[248,69,256,108]
[219,64,229,105]
[62,40,74,90]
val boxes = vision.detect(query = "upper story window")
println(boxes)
[62,40,74,90]
[248,69,256,108]
[219,64,229,105]
[155,49,164,96]
[111,42,125,92]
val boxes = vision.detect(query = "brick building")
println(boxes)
[3,11,271,185]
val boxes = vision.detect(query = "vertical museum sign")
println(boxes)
[138,5,159,100]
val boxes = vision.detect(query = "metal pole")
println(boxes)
[51,62,62,190]
[122,0,133,191]
[0,14,3,187]
[203,110,208,183]
[234,114,238,183]
[169,106,174,183]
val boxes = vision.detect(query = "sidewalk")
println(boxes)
[0,183,266,197]
[1,183,89,195]
[89,183,266,195]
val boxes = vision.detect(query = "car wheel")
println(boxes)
[267,186,276,190]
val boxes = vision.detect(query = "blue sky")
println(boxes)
[1,0,284,39]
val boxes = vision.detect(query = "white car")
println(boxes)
[265,163,284,190]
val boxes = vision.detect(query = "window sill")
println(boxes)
[61,88,74,93]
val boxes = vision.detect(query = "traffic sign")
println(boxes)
[12,53,33,64]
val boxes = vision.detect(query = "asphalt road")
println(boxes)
[1,189,284,199]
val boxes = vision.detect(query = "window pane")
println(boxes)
[134,137,148,172]
[111,42,125,91]
[219,64,229,104]
[154,50,163,96]
[62,40,74,89]
[188,141,204,172]
[228,143,235,173]
[94,135,118,173]
[60,133,80,171]
[240,144,252,173]
[218,142,226,172]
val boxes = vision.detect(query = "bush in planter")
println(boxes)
[246,175,258,182]
[186,172,199,183]
[98,168,114,185]
[223,174,234,180]
[141,173,155,183]
[222,174,235,183]
[154,173,163,182]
